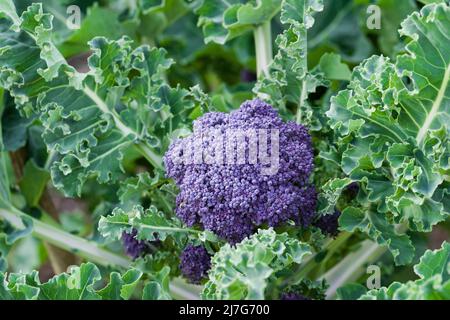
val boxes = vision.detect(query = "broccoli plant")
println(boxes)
[0,0,449,301]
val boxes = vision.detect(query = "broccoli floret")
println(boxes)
[280,280,327,300]
[179,244,211,284]
[165,99,316,243]
[313,210,341,237]
[122,229,148,260]
[280,292,311,300]
[346,182,359,198]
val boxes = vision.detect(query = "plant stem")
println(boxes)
[296,81,308,124]
[44,149,57,170]
[320,222,409,299]
[170,278,201,300]
[0,207,200,299]
[135,142,164,171]
[283,232,352,285]
[254,21,273,79]
[0,207,130,268]
[320,239,385,299]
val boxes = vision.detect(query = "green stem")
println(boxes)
[0,206,130,268]
[320,240,384,299]
[104,220,202,235]
[170,278,201,300]
[135,142,164,171]
[44,149,57,170]
[254,21,273,79]
[296,81,308,124]
[283,232,352,285]
[320,223,409,299]
[0,207,200,299]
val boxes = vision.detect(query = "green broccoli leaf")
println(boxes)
[0,2,196,197]
[339,207,414,265]
[97,268,143,300]
[202,228,312,300]
[18,160,50,207]
[142,266,172,300]
[327,3,450,239]
[0,262,144,300]
[98,205,198,245]
[192,0,282,44]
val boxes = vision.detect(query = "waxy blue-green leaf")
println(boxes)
[97,268,143,300]
[192,0,282,44]
[327,3,450,234]
[98,205,198,245]
[202,229,312,300]
[0,0,20,31]
[0,270,40,300]
[0,262,144,300]
[0,94,11,209]
[317,177,353,215]
[0,3,196,197]
[142,266,172,300]
[339,207,414,265]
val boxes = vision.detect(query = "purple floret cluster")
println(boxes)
[122,229,149,260]
[179,244,212,284]
[164,99,316,243]
[280,292,311,300]
[313,210,341,237]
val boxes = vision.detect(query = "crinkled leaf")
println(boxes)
[317,177,353,214]
[327,3,450,233]
[414,241,450,282]
[142,266,172,300]
[97,269,143,300]
[98,205,194,245]
[0,3,196,197]
[202,229,312,300]
[318,52,351,81]
[0,262,144,300]
[339,207,414,265]
[0,270,40,300]
[192,0,282,44]
[118,172,177,214]
[0,0,20,31]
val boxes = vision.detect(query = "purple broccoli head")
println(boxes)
[313,210,341,237]
[280,292,311,300]
[164,99,316,243]
[122,229,150,260]
[345,182,359,198]
[179,244,212,284]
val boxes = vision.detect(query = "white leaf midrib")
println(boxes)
[83,86,136,138]
[416,62,450,145]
